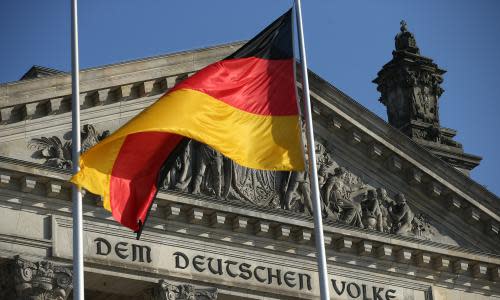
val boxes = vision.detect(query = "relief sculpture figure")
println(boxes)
[281,142,330,215]
[282,171,312,215]
[377,188,394,233]
[361,190,383,232]
[332,180,363,228]
[388,193,414,235]
[163,140,193,192]
[192,141,223,198]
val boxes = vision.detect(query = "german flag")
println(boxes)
[71,9,303,232]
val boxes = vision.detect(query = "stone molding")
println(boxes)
[0,42,244,124]
[0,256,72,300]
[1,160,499,290]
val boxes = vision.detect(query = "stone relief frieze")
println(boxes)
[145,279,218,300]
[160,138,440,241]
[29,127,441,241]
[28,124,109,169]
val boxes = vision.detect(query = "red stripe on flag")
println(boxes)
[172,57,297,116]
[109,132,183,231]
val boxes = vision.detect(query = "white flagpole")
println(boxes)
[293,1,331,299]
[71,0,84,298]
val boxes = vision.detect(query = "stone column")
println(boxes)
[0,256,73,300]
[144,279,218,300]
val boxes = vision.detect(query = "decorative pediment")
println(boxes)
[0,42,497,255]
[27,126,467,247]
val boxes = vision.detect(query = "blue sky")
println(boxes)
[0,0,499,196]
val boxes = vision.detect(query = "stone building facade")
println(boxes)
[0,23,499,299]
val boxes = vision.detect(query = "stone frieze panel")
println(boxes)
[28,126,450,244]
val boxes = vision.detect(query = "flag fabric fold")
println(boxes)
[71,9,303,232]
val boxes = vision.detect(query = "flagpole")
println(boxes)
[71,0,84,298]
[293,1,331,299]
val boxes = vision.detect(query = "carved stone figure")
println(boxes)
[376,187,394,233]
[282,170,312,215]
[0,256,73,300]
[28,124,109,169]
[163,140,194,192]
[145,279,218,300]
[411,213,437,240]
[229,162,284,208]
[28,136,72,169]
[388,193,414,235]
[331,178,363,229]
[191,142,224,198]
[155,138,441,240]
[80,123,110,152]
[361,190,383,231]
[281,141,332,215]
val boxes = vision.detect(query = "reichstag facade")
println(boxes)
[0,22,498,300]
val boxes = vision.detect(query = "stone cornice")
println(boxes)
[0,42,245,121]
[1,157,499,290]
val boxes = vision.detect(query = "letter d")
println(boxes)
[173,252,189,269]
[94,238,111,256]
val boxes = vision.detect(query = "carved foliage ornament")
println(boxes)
[28,124,109,169]
[0,256,73,300]
[145,279,218,300]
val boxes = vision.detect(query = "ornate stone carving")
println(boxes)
[0,256,73,300]
[395,20,420,54]
[373,21,481,173]
[28,124,109,169]
[361,190,383,231]
[28,125,440,241]
[160,138,438,241]
[388,193,414,235]
[145,279,218,300]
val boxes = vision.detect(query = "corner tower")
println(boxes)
[373,21,481,175]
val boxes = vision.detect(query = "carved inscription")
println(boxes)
[173,252,312,291]
[171,251,402,299]
[94,238,152,263]
[84,236,407,297]
[331,280,396,300]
